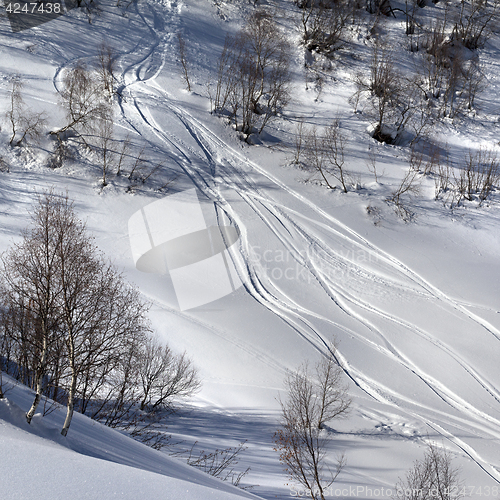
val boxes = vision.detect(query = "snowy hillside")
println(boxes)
[0,374,258,500]
[0,0,500,498]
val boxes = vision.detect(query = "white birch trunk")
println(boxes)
[26,336,48,424]
[61,370,77,436]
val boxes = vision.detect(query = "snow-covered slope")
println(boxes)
[0,375,258,500]
[1,0,500,497]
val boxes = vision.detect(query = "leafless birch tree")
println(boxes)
[303,120,350,191]
[138,335,201,411]
[95,116,115,186]
[52,62,112,146]
[274,346,350,500]
[177,33,192,92]
[97,43,116,97]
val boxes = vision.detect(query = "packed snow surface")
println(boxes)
[0,0,500,498]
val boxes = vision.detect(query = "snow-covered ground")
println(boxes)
[0,375,258,499]
[1,0,500,498]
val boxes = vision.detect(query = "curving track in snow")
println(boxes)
[108,0,500,483]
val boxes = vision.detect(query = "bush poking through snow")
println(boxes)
[386,168,421,222]
[184,440,251,489]
[433,147,500,207]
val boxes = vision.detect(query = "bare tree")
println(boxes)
[394,441,465,500]
[303,120,350,191]
[95,116,115,186]
[0,298,67,402]
[274,346,350,500]
[177,33,192,92]
[212,34,239,114]
[52,62,112,146]
[97,43,116,97]
[463,57,485,111]
[116,135,131,176]
[404,0,422,40]
[293,118,306,165]
[30,193,151,437]
[387,168,421,221]
[127,145,147,182]
[84,327,145,426]
[0,372,6,399]
[354,42,403,143]
[303,125,334,188]
[435,160,452,201]
[367,147,379,182]
[6,76,47,147]
[323,119,349,193]
[138,335,201,411]
[60,262,150,437]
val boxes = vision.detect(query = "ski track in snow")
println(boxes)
[90,0,500,482]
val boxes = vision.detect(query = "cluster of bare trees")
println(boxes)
[294,118,352,192]
[401,0,498,50]
[450,0,498,50]
[295,0,354,55]
[353,38,486,146]
[384,144,499,221]
[49,45,116,178]
[350,0,497,144]
[211,10,291,140]
[417,27,486,119]
[4,44,124,188]
[395,441,465,500]
[274,345,351,500]
[273,340,466,499]
[407,0,495,115]
[52,60,113,143]
[42,49,170,189]
[433,147,500,207]
[353,41,434,145]
[0,191,200,436]
[2,45,161,191]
